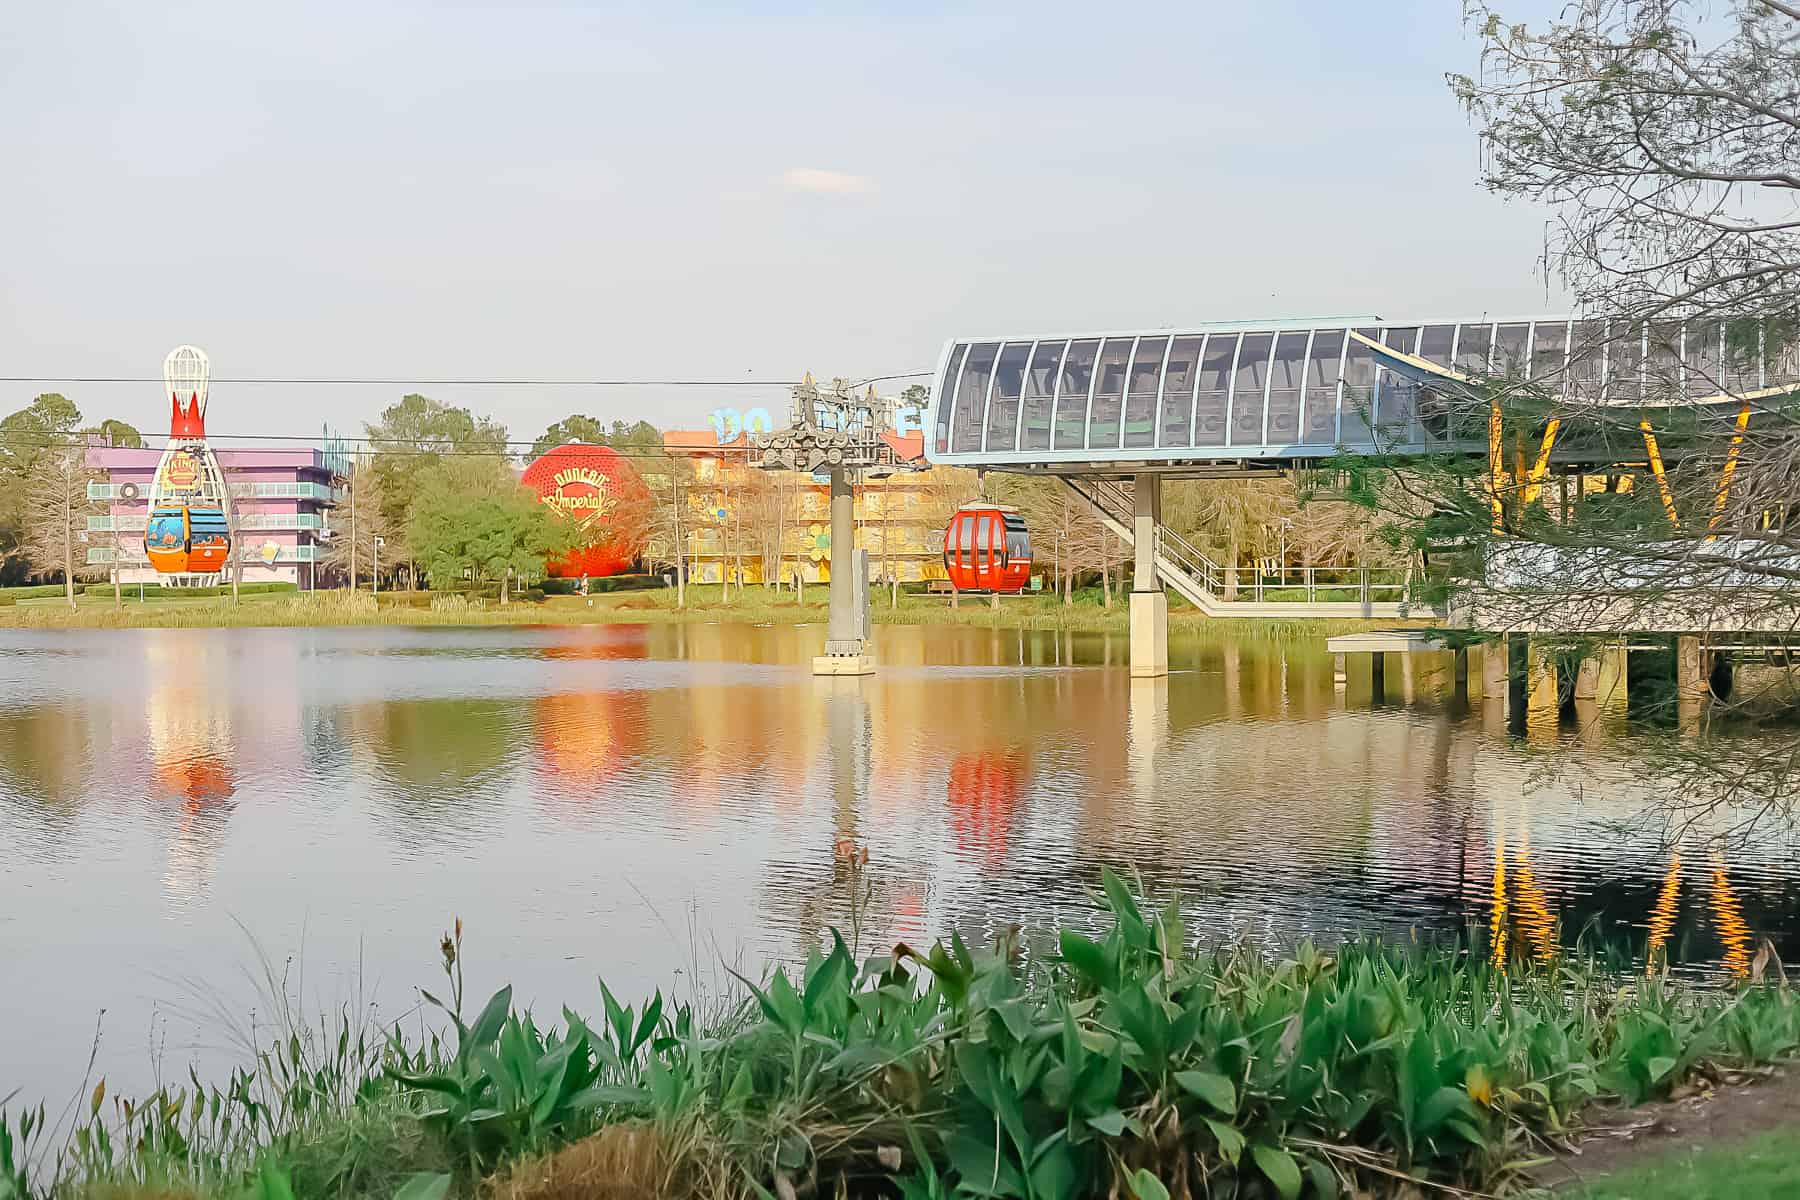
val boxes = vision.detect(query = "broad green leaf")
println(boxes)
[1647,1055,1678,1083]
[391,1173,452,1200]
[466,985,513,1049]
[1204,1118,1245,1166]
[1251,1144,1303,1200]
[1058,930,1113,989]
[1174,1069,1237,1115]
[1127,1168,1170,1200]
[1305,1158,1340,1199]
[1085,1109,1130,1136]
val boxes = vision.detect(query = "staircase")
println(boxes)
[1059,477,1433,620]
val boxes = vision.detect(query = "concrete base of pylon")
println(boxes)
[813,652,876,676]
[1129,591,1168,678]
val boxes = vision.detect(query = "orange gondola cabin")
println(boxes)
[942,504,1032,593]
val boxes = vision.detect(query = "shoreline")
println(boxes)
[0,586,1426,637]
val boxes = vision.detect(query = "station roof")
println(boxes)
[924,315,1799,471]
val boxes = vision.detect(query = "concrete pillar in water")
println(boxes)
[813,467,875,676]
[1574,653,1603,699]
[1453,646,1469,702]
[1507,635,1529,727]
[1677,634,1708,729]
[1333,652,1348,688]
[1129,472,1168,678]
[1480,641,1507,703]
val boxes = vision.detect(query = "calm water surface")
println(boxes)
[4,622,1797,1103]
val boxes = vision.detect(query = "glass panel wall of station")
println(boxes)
[983,341,1031,451]
[1123,337,1167,448]
[1228,333,1273,446]
[1194,334,1236,447]
[1378,327,1419,439]
[1341,328,1379,445]
[934,344,967,456]
[1302,329,1346,445]
[1019,340,1064,451]
[1265,331,1308,443]
[1087,338,1133,447]
[1530,321,1569,382]
[1054,340,1099,450]
[1159,336,1202,447]
[950,342,997,453]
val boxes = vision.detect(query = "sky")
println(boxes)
[0,1,1571,446]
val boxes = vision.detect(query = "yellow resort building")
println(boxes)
[660,429,970,585]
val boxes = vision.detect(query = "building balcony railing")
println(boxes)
[88,513,326,532]
[87,481,345,503]
[87,544,322,565]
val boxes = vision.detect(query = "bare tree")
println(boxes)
[17,447,96,609]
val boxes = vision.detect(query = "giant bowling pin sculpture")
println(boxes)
[143,346,235,578]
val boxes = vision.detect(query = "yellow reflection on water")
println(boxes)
[1709,850,1754,979]
[1646,852,1683,975]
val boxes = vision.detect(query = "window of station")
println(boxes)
[1086,338,1133,448]
[1685,323,1723,396]
[1416,325,1454,367]
[935,344,967,455]
[1265,331,1308,443]
[1340,328,1378,443]
[1228,333,1274,445]
[1019,340,1065,450]
[950,342,997,452]
[1054,340,1099,450]
[983,342,1032,451]
[1301,328,1346,445]
[1123,336,1167,448]
[1379,327,1420,437]
[1530,321,1569,382]
[1493,323,1530,377]
[1566,321,1607,398]
[1724,318,1765,394]
[1609,325,1643,402]
[1159,336,1202,447]
[1453,324,1493,375]
[1194,334,1238,446]
[1645,323,1683,401]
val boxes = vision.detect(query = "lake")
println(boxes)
[3,622,1796,1106]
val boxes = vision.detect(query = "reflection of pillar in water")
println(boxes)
[1222,642,1241,720]
[1400,652,1415,705]
[1708,851,1753,979]
[1645,852,1682,975]
[1127,677,1168,803]
[824,680,872,844]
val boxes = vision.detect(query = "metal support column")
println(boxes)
[1128,473,1167,678]
[813,466,875,676]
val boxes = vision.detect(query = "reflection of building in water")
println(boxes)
[145,648,238,902]
[530,690,647,813]
[946,749,1027,868]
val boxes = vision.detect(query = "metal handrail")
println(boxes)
[1068,476,1411,605]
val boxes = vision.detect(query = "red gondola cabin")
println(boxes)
[942,504,1032,593]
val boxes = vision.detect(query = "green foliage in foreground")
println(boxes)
[5,873,1799,1199]
[1567,1126,1800,1199]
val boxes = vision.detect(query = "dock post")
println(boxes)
[1129,473,1168,678]
[1479,640,1505,706]
[1677,634,1709,730]
[1507,635,1528,726]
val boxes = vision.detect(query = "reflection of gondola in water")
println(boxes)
[144,346,235,581]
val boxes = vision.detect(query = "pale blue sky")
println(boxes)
[1,1,1566,442]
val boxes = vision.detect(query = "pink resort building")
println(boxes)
[85,436,351,589]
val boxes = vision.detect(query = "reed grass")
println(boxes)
[9,874,1787,1200]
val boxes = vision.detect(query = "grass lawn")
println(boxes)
[1567,1126,1800,1198]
